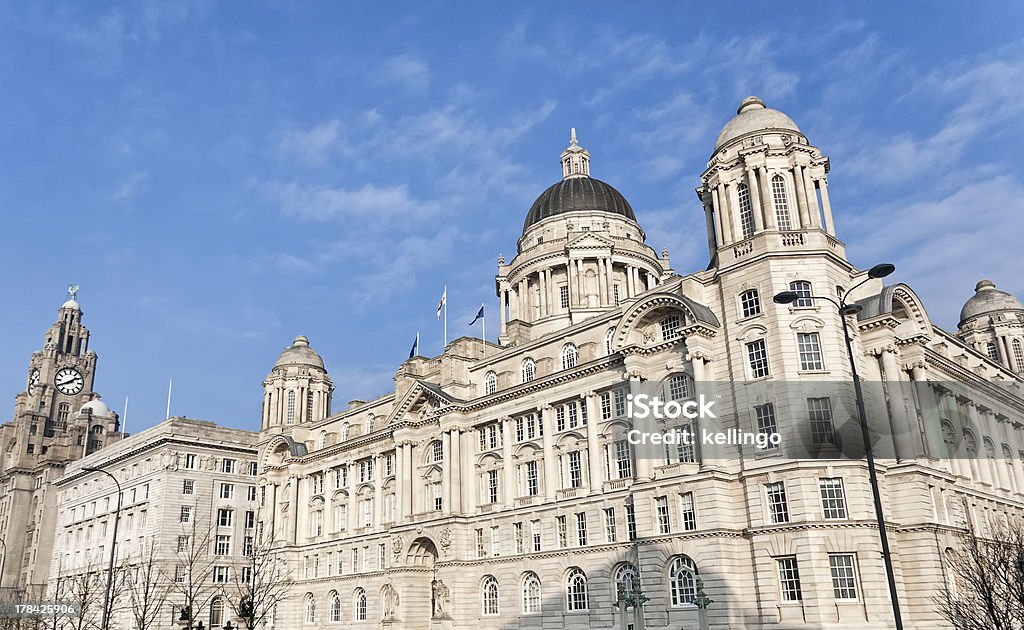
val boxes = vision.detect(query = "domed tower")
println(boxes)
[957,280,1024,373]
[496,129,670,344]
[697,96,842,269]
[261,336,333,431]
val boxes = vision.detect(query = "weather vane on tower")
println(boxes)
[67,284,80,301]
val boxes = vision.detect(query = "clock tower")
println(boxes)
[0,288,121,596]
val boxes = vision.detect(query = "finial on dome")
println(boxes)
[292,335,310,347]
[561,128,590,179]
[737,96,766,114]
[975,279,996,292]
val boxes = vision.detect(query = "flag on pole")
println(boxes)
[436,287,447,320]
[408,332,420,359]
[469,305,484,326]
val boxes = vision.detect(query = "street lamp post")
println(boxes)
[773,263,903,630]
[691,575,713,630]
[82,467,122,630]
[0,537,7,595]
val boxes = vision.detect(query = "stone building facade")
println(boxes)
[51,417,260,628]
[252,97,1024,630]
[0,294,122,596]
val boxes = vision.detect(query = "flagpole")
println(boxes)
[166,378,172,420]
[123,395,129,435]
[443,285,448,349]
[481,303,486,344]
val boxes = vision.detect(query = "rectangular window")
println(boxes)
[656,496,671,534]
[525,461,539,496]
[819,478,848,519]
[808,397,835,445]
[754,403,779,451]
[576,512,587,546]
[613,284,621,305]
[179,506,192,523]
[182,480,194,495]
[600,393,612,420]
[556,406,566,432]
[680,492,696,531]
[433,482,443,512]
[476,529,486,558]
[176,535,188,553]
[531,520,541,552]
[184,454,196,469]
[556,515,567,549]
[829,554,858,600]
[243,536,253,556]
[362,499,372,527]
[797,332,824,370]
[613,389,626,417]
[747,339,770,378]
[248,462,258,476]
[604,508,617,543]
[221,459,236,474]
[491,525,501,556]
[379,543,386,569]
[336,504,347,531]
[514,522,524,554]
[174,566,186,583]
[213,566,230,583]
[567,451,583,488]
[487,470,499,504]
[215,535,231,556]
[661,315,681,341]
[560,285,569,309]
[612,440,632,479]
[626,503,637,541]
[247,485,257,502]
[740,289,761,318]
[217,509,233,528]
[777,556,802,601]
[219,483,234,500]
[766,482,789,524]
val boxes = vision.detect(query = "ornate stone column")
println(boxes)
[541,405,557,499]
[450,429,463,513]
[710,186,727,245]
[584,392,602,494]
[402,444,414,517]
[701,193,717,257]
[793,166,810,228]
[628,369,652,482]
[395,442,406,522]
[605,258,615,304]
[502,417,515,508]
[347,461,359,532]
[803,166,821,228]
[373,455,383,524]
[879,346,914,460]
[909,362,945,460]
[965,402,991,485]
[758,166,775,230]
[442,431,452,515]
[689,350,710,468]
[462,431,477,514]
[746,167,764,232]
[818,177,836,236]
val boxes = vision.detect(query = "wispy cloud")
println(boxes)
[110,171,148,202]
[278,120,341,165]
[265,181,439,224]
[373,54,432,92]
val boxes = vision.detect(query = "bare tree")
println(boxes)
[225,509,293,629]
[163,515,217,628]
[121,542,172,630]
[57,561,106,630]
[936,516,1024,630]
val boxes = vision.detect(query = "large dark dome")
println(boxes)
[523,176,636,230]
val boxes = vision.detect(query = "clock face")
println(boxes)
[54,367,84,396]
[27,369,39,395]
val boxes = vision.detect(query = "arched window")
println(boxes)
[482,575,499,615]
[614,563,639,601]
[771,175,791,230]
[986,341,999,362]
[430,441,443,463]
[210,597,224,626]
[561,344,578,370]
[522,572,541,614]
[1013,339,1024,371]
[329,591,341,622]
[354,588,367,621]
[305,593,316,623]
[318,431,327,450]
[940,421,956,453]
[665,373,694,401]
[307,389,314,421]
[669,555,698,607]
[963,430,978,457]
[342,423,350,441]
[57,402,71,423]
[521,358,536,383]
[737,183,754,238]
[789,280,813,307]
[287,391,296,424]
[605,329,615,356]
[565,567,588,611]
[484,371,497,395]
[365,414,375,434]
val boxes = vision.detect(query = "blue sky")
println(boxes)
[1,2,1022,432]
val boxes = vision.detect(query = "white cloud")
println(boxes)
[374,54,431,92]
[278,120,341,165]
[110,172,148,202]
[266,181,438,224]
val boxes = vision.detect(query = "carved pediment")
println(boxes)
[387,380,461,425]
[567,232,615,253]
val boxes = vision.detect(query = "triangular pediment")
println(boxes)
[567,232,615,252]
[386,380,460,424]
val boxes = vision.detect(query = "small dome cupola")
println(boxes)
[262,335,333,431]
[561,128,590,179]
[959,280,1024,325]
[956,279,1024,373]
[714,96,804,151]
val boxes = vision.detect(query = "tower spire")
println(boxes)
[561,127,590,179]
